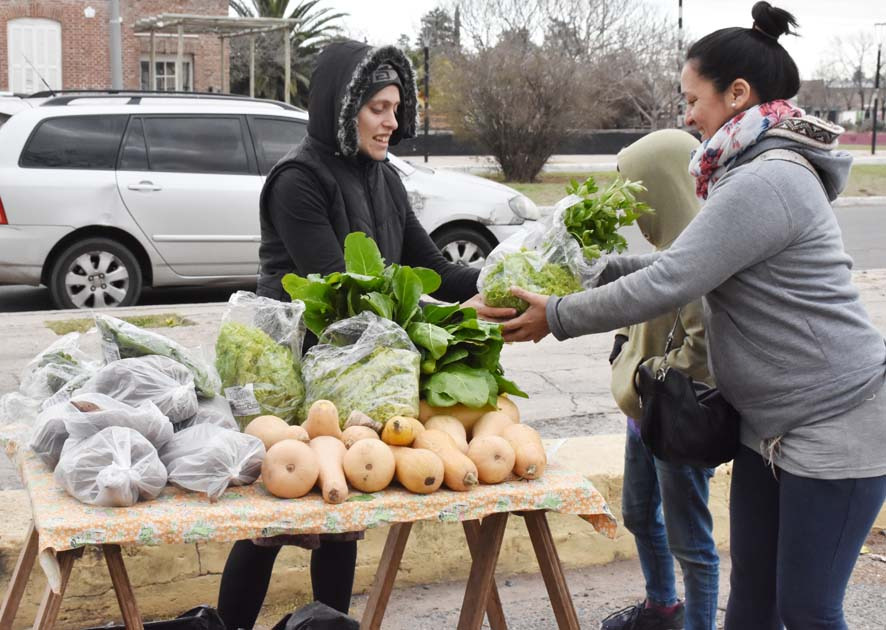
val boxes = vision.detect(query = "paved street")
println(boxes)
[0,201,883,312]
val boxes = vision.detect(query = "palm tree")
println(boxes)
[228,0,347,105]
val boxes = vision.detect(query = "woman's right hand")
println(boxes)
[501,287,551,343]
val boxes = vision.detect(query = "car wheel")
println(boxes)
[434,226,495,269]
[49,237,143,309]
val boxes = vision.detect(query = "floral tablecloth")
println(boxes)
[1,424,616,554]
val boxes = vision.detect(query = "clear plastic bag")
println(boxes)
[1,334,100,429]
[301,312,420,425]
[29,403,70,470]
[54,426,168,507]
[175,396,239,432]
[159,424,265,501]
[94,314,221,398]
[74,355,198,423]
[60,393,173,448]
[19,333,100,401]
[478,194,605,312]
[215,291,306,428]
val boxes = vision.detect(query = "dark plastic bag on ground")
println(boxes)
[54,426,167,507]
[81,605,226,629]
[271,602,359,630]
[159,424,265,501]
[75,355,198,423]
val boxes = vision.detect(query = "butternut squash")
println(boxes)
[467,435,516,484]
[283,424,310,444]
[344,409,383,433]
[496,395,521,423]
[413,429,478,491]
[403,416,425,437]
[501,424,547,480]
[244,414,290,450]
[424,415,469,453]
[303,400,342,439]
[471,411,516,440]
[418,400,495,430]
[390,446,444,494]
[343,439,395,493]
[309,436,348,503]
[341,425,380,449]
[262,439,319,499]
[381,416,416,446]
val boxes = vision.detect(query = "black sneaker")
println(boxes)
[600,600,685,630]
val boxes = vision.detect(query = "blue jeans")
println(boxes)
[726,445,886,630]
[622,421,719,630]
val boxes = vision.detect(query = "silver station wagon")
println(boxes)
[0,93,538,309]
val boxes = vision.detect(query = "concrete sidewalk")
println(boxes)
[1,270,885,627]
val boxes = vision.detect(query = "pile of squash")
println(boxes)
[246,396,546,503]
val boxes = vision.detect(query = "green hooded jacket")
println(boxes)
[610,129,714,420]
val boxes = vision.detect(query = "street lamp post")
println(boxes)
[873,23,885,156]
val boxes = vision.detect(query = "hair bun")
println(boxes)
[751,1,798,40]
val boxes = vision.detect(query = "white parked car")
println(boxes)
[0,92,538,309]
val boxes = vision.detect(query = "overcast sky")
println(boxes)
[319,0,886,80]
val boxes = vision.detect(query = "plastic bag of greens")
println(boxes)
[94,314,220,397]
[19,333,100,402]
[159,424,264,501]
[54,426,167,507]
[175,397,238,433]
[74,355,198,423]
[216,291,306,429]
[301,312,420,425]
[478,194,600,312]
[0,334,100,428]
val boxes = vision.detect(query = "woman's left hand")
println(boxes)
[501,287,551,343]
[461,294,518,323]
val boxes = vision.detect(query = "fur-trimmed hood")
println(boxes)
[307,40,419,158]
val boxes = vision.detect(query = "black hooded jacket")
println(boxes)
[257,40,479,302]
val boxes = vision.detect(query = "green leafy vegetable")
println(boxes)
[481,249,582,312]
[563,176,652,260]
[215,321,305,428]
[298,312,421,424]
[282,232,527,409]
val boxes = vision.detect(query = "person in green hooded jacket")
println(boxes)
[601,129,719,630]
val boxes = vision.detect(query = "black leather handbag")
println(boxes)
[636,309,741,468]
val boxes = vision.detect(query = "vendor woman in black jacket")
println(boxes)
[217,40,514,628]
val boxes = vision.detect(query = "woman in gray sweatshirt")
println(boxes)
[500,3,886,629]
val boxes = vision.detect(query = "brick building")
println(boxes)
[0,0,228,94]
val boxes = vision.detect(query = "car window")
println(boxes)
[20,115,127,169]
[119,118,149,170]
[0,113,9,128]
[142,116,251,174]
[250,117,307,175]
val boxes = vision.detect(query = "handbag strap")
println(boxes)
[655,307,683,380]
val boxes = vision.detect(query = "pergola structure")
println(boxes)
[133,14,299,102]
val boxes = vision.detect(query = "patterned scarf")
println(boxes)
[688,99,805,200]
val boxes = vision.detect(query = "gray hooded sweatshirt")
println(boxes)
[547,124,886,478]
